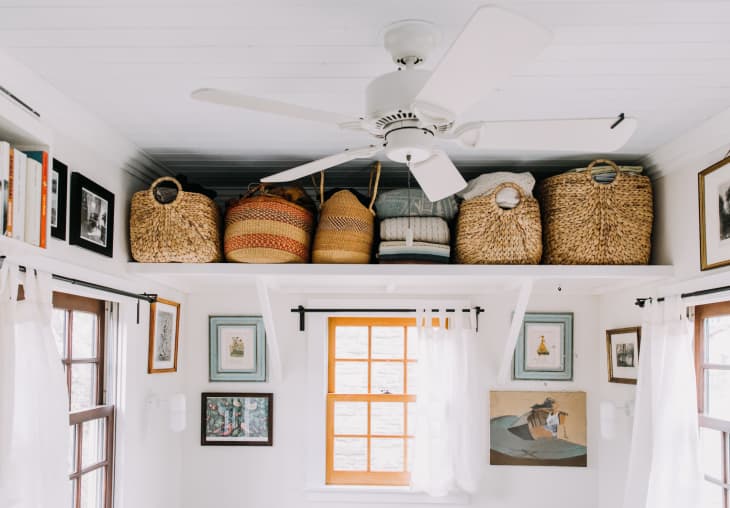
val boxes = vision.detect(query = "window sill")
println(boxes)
[304,486,470,505]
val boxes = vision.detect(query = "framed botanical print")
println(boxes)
[699,155,730,270]
[50,158,68,240]
[201,393,273,446]
[514,312,574,381]
[69,172,114,257]
[606,327,641,384]
[148,298,181,373]
[209,316,266,381]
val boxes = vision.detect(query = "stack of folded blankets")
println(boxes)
[374,189,459,264]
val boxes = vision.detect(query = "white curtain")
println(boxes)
[411,308,481,496]
[623,295,702,508]
[0,262,70,507]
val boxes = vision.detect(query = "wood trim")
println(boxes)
[148,297,181,374]
[694,301,730,415]
[53,291,106,314]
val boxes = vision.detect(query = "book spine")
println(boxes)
[25,159,40,246]
[6,149,13,237]
[0,142,8,235]
[39,152,48,248]
[13,150,26,242]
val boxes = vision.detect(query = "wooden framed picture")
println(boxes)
[514,312,573,381]
[148,298,180,374]
[69,172,114,257]
[606,327,641,384]
[50,158,68,240]
[209,316,266,381]
[699,155,730,270]
[201,393,273,446]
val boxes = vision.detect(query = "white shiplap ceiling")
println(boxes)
[1,0,730,185]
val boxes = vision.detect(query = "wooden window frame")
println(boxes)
[53,292,115,508]
[694,302,730,508]
[326,317,417,486]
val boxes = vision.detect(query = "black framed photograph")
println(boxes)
[699,155,730,270]
[50,158,68,240]
[69,172,114,257]
[606,327,641,384]
[201,393,273,446]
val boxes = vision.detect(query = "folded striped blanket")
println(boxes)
[379,217,450,244]
[378,241,451,257]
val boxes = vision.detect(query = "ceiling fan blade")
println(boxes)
[413,6,551,120]
[409,150,467,202]
[261,145,382,183]
[191,88,361,127]
[456,117,638,152]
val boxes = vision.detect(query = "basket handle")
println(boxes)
[150,176,183,205]
[241,183,267,200]
[319,171,325,206]
[492,181,526,209]
[586,159,622,184]
[367,162,381,214]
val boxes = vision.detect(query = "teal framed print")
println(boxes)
[514,313,573,381]
[209,316,266,381]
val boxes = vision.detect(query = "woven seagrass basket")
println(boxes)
[130,176,222,263]
[456,181,542,264]
[224,185,315,263]
[312,163,380,264]
[539,159,653,265]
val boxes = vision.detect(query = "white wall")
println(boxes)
[0,49,184,508]
[180,288,601,508]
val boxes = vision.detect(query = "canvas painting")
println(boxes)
[201,393,273,446]
[209,316,266,381]
[490,391,587,467]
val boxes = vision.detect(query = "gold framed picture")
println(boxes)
[606,327,640,384]
[148,298,181,373]
[699,155,730,270]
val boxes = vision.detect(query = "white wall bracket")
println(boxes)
[497,278,533,384]
[255,276,283,382]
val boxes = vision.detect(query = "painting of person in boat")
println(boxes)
[490,391,587,467]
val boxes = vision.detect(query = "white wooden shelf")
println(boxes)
[126,262,674,295]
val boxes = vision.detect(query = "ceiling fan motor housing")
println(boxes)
[365,69,430,133]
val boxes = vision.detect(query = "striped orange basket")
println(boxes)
[224,186,315,263]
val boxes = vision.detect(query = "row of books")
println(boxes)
[0,141,49,248]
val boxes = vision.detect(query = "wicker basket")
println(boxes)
[539,159,653,264]
[312,163,380,264]
[456,181,542,264]
[130,176,222,263]
[224,184,315,263]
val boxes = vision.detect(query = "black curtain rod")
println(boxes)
[291,305,484,332]
[635,284,730,308]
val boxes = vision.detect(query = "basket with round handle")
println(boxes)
[539,159,653,264]
[130,176,222,263]
[456,180,542,264]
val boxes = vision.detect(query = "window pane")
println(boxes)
[406,437,414,472]
[69,425,77,474]
[706,315,730,364]
[371,402,404,435]
[372,327,404,359]
[406,362,417,394]
[407,402,415,436]
[406,327,418,359]
[700,479,724,508]
[333,402,367,435]
[72,311,97,359]
[371,362,403,394]
[706,370,730,420]
[70,364,97,411]
[371,438,404,472]
[80,467,103,508]
[334,362,368,394]
[335,327,368,359]
[700,427,723,479]
[53,309,67,359]
[82,418,106,468]
[333,437,367,471]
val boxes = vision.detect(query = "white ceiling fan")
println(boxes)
[191,6,638,202]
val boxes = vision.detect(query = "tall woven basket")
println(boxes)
[225,185,315,263]
[539,159,653,264]
[456,182,542,264]
[130,176,222,263]
[312,163,380,264]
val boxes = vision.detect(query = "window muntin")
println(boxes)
[326,317,418,486]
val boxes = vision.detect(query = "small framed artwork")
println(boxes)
[69,172,114,257]
[209,316,266,381]
[50,159,68,240]
[699,155,730,270]
[606,327,641,384]
[514,312,573,381]
[148,298,181,374]
[201,393,273,446]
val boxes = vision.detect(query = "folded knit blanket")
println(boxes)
[375,189,459,220]
[457,171,535,207]
[378,241,451,257]
[379,217,450,244]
